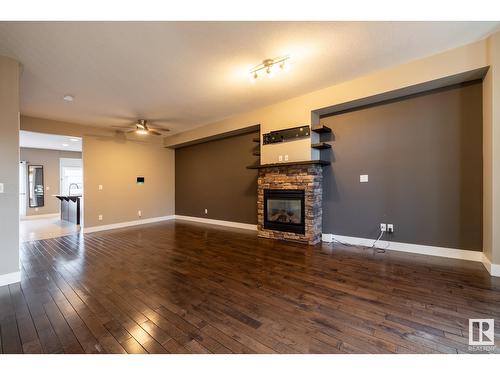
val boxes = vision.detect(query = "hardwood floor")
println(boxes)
[1,219,499,354]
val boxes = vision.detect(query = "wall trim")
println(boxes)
[482,255,500,277]
[322,233,484,262]
[21,213,60,220]
[175,215,258,231]
[83,215,175,234]
[0,271,21,287]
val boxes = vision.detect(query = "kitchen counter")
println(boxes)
[54,195,82,225]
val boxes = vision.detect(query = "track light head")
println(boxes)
[266,66,274,78]
[248,55,290,83]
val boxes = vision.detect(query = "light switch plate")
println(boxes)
[0,183,3,193]
[98,184,103,190]
[360,175,369,183]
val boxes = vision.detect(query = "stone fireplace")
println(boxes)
[255,162,325,245]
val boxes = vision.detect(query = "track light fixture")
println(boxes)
[249,55,290,83]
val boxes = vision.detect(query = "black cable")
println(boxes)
[330,237,357,247]
[370,230,385,248]
[372,231,394,253]
[330,230,389,254]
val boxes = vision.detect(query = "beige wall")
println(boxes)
[164,39,488,165]
[20,116,175,229]
[83,136,175,227]
[20,147,82,216]
[0,56,20,279]
[483,32,500,265]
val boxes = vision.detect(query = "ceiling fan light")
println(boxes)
[136,129,148,135]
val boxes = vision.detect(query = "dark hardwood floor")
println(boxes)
[1,220,499,354]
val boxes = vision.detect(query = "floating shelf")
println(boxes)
[311,125,332,134]
[247,160,330,169]
[311,142,332,150]
[252,137,261,143]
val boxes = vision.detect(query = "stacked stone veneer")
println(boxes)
[257,164,323,245]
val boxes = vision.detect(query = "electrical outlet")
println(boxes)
[278,155,283,162]
[35,207,39,212]
[0,183,3,193]
[204,208,208,215]
[387,224,394,233]
[284,154,289,161]
[98,215,103,221]
[98,184,103,190]
[138,210,142,217]
[46,186,50,191]
[380,223,387,232]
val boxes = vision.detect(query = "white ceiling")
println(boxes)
[1,22,498,135]
[20,131,82,152]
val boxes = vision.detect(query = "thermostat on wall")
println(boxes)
[137,177,145,185]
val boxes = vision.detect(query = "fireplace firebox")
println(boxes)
[264,189,305,234]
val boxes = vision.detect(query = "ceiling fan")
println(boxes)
[112,119,170,136]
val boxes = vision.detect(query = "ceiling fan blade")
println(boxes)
[149,130,162,136]
[149,124,170,131]
[112,126,134,130]
[149,128,170,134]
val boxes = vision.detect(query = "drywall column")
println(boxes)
[483,31,500,274]
[0,56,20,286]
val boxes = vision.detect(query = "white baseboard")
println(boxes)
[482,255,500,277]
[21,213,60,220]
[80,217,499,277]
[0,271,21,286]
[83,215,175,234]
[174,215,257,231]
[322,233,484,262]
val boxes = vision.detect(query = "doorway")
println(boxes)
[19,131,83,241]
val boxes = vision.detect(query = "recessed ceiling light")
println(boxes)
[69,138,79,142]
[63,95,74,102]
[62,143,69,147]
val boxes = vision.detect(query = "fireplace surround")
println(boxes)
[255,162,324,245]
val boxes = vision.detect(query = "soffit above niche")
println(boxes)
[315,67,488,119]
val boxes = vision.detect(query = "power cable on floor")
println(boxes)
[330,229,393,254]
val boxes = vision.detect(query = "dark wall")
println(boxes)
[175,131,259,224]
[321,81,483,251]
